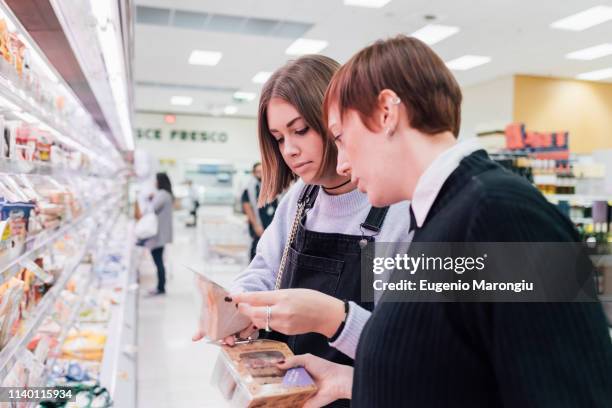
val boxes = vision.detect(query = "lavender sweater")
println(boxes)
[231,179,412,358]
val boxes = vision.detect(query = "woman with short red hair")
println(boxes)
[279,35,612,408]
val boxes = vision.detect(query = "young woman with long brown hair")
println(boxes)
[194,55,411,407]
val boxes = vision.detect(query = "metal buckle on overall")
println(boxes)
[359,224,380,248]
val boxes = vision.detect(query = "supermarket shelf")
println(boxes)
[0,2,122,173]
[0,195,120,285]
[99,222,136,400]
[591,255,612,264]
[571,217,593,224]
[544,194,612,204]
[0,205,118,379]
[0,70,117,172]
[43,213,124,377]
[0,158,110,179]
[43,270,94,372]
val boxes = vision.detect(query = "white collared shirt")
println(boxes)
[411,138,483,228]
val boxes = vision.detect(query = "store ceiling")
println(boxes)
[133,0,612,118]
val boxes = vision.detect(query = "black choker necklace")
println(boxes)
[322,179,351,191]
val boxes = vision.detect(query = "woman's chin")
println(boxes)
[366,191,391,207]
[299,172,319,185]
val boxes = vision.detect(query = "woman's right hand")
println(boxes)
[191,325,259,346]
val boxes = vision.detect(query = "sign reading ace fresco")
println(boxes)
[136,128,229,143]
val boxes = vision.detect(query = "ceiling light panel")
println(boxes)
[233,92,256,101]
[252,71,272,84]
[344,0,392,8]
[171,96,193,106]
[188,50,222,66]
[566,43,612,60]
[446,55,492,71]
[411,24,460,46]
[576,68,612,81]
[224,105,238,115]
[550,6,612,31]
[286,38,329,55]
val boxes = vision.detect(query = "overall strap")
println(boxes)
[298,184,320,210]
[361,206,390,234]
[275,184,320,290]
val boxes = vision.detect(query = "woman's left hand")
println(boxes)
[231,289,345,338]
[278,353,353,408]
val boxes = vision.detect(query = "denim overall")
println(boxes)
[268,185,389,407]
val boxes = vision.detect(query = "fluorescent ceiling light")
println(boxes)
[411,24,460,45]
[170,96,193,106]
[224,105,238,115]
[550,6,612,31]
[566,43,612,60]
[343,0,392,8]
[188,50,222,66]
[252,71,272,84]
[90,0,134,151]
[576,67,612,81]
[446,55,491,71]
[233,91,256,101]
[285,38,329,55]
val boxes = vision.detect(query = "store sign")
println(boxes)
[136,128,229,143]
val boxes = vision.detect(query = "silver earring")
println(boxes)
[391,97,401,105]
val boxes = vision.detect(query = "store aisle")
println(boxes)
[137,220,245,408]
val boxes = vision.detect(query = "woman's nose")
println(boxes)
[283,137,299,156]
[337,161,351,177]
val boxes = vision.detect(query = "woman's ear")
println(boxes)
[377,89,401,135]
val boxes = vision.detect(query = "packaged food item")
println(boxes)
[0,277,25,348]
[0,219,13,265]
[9,33,25,78]
[14,123,29,160]
[21,258,53,284]
[0,19,11,64]
[212,340,317,408]
[192,268,250,340]
[36,129,52,161]
[4,120,19,160]
[61,331,107,361]
[1,202,35,239]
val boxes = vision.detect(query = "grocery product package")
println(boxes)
[0,277,24,348]
[211,340,317,408]
[191,268,250,341]
[61,330,107,361]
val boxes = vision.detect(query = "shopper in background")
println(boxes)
[185,180,199,228]
[193,55,411,403]
[278,36,612,407]
[241,162,278,260]
[146,172,174,296]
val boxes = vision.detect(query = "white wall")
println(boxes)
[134,112,260,182]
[460,75,514,140]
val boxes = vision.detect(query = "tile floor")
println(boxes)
[137,220,246,408]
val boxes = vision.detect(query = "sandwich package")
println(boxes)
[192,269,250,340]
[211,340,317,408]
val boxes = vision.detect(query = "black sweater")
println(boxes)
[353,150,612,407]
